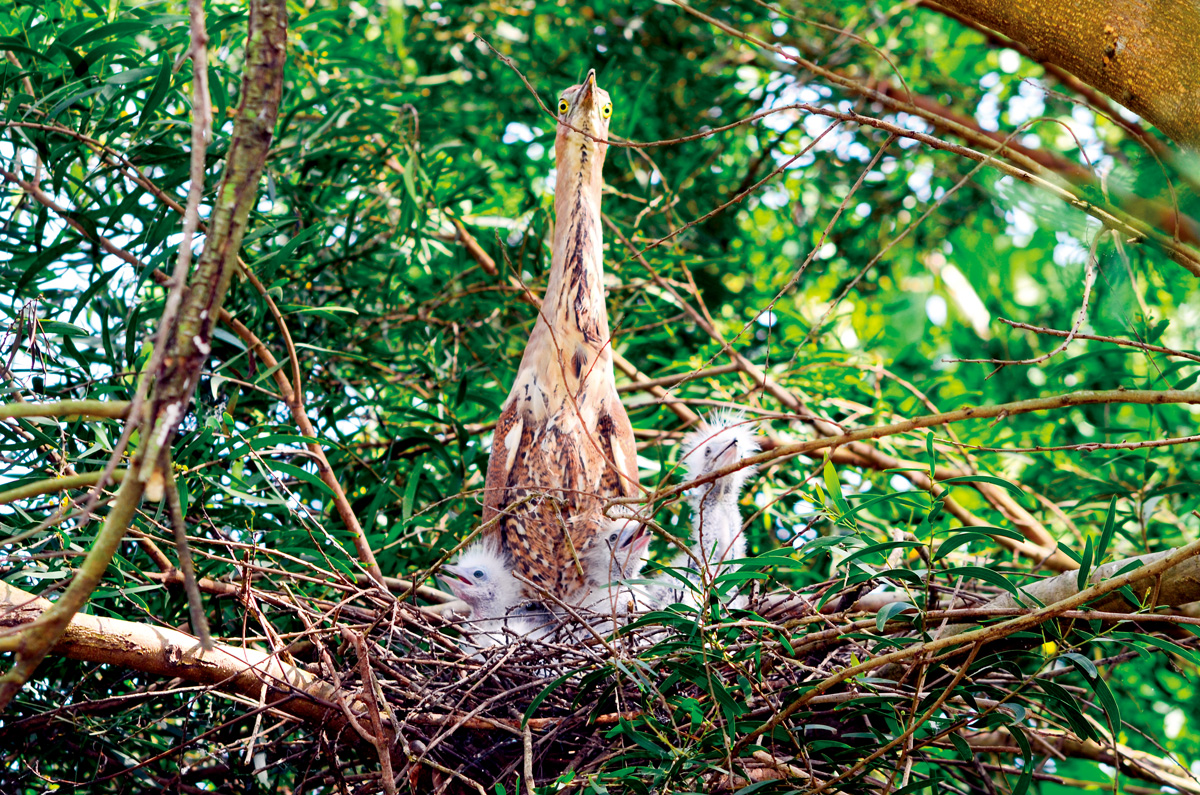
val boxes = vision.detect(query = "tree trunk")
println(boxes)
[928,0,1200,148]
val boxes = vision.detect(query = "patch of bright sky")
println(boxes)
[502,122,539,144]
[837,324,858,350]
[1003,205,1037,247]
[1052,231,1091,267]
[997,48,1021,74]
[1007,80,1045,126]
[925,294,947,326]
[906,163,934,202]
[760,186,789,209]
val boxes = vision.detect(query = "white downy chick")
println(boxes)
[587,515,652,583]
[506,599,556,638]
[439,540,523,650]
[577,515,652,616]
[674,410,761,606]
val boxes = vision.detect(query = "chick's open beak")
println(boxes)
[439,565,472,587]
[621,524,651,553]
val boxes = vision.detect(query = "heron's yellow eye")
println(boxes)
[601,103,612,119]
[558,99,569,115]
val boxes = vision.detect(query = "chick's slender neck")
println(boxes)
[690,479,744,559]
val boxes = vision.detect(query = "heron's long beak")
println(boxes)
[579,68,597,110]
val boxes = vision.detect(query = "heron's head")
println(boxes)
[681,410,762,497]
[555,68,612,177]
[439,541,521,613]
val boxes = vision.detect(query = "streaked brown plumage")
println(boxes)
[482,70,639,599]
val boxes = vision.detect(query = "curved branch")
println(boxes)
[0,470,127,506]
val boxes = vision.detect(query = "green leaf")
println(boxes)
[876,600,917,631]
[841,540,923,567]
[1076,534,1093,593]
[938,475,1026,500]
[933,531,996,561]
[1088,673,1121,730]
[1061,651,1098,679]
[1095,495,1118,563]
[943,566,1022,598]
[522,672,573,726]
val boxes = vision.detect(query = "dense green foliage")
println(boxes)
[1,0,1199,791]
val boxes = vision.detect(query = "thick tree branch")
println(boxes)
[930,0,1200,149]
[0,400,130,421]
[0,581,343,727]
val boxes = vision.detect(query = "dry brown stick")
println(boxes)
[1000,319,1200,365]
[240,265,303,416]
[345,630,398,795]
[613,363,741,392]
[165,465,212,650]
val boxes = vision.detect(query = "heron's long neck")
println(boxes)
[542,153,609,351]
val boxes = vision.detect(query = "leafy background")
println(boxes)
[1,0,1198,791]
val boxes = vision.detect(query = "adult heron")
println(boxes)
[482,69,639,600]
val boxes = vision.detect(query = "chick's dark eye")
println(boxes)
[473,570,485,579]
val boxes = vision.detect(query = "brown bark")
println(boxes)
[0,582,341,727]
[930,0,1200,148]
